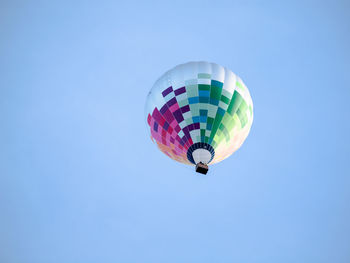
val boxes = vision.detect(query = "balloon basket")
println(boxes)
[195,162,209,175]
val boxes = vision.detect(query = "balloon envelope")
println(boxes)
[145,61,253,167]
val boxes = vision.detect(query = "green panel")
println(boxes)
[207,117,214,125]
[225,115,235,130]
[219,123,230,141]
[221,114,232,128]
[237,101,248,128]
[241,114,248,128]
[213,131,225,145]
[236,100,248,127]
[210,86,222,100]
[232,114,242,130]
[236,80,244,90]
[198,84,210,91]
[221,89,233,99]
[212,114,224,132]
[220,95,230,105]
[239,99,248,112]
[209,113,224,142]
[227,91,243,116]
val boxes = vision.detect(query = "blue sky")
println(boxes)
[1,1,350,262]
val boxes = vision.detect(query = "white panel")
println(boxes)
[197,78,211,85]
[178,121,186,129]
[151,84,167,110]
[178,130,184,137]
[218,100,228,110]
[183,111,192,120]
[210,63,225,82]
[197,61,212,74]
[182,62,198,80]
[169,64,185,90]
[176,92,187,101]
[163,91,175,102]
[192,149,211,164]
[190,129,200,139]
[207,104,218,117]
[222,69,236,94]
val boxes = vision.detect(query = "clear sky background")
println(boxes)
[1,1,350,262]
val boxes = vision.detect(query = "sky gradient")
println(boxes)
[1,1,350,262]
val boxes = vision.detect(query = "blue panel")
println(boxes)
[217,107,226,116]
[211,80,223,88]
[200,109,208,116]
[200,116,207,122]
[209,98,219,106]
[199,90,210,97]
[199,97,209,103]
[188,97,199,104]
[192,116,200,123]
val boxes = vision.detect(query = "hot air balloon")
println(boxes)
[145,61,253,174]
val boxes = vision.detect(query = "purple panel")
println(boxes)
[194,122,200,129]
[183,126,189,134]
[154,122,158,132]
[163,109,174,123]
[174,86,186,96]
[152,108,162,122]
[181,105,190,113]
[162,86,173,97]
[189,124,194,131]
[167,97,177,107]
[175,126,181,133]
[182,126,190,139]
[182,135,191,144]
[163,122,169,131]
[170,137,175,144]
[160,104,168,114]
[173,109,184,123]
